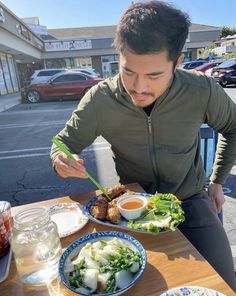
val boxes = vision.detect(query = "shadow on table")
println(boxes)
[21,264,168,296]
[135,230,205,263]
[129,261,168,295]
[21,275,63,295]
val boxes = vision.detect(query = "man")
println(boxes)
[51,1,236,290]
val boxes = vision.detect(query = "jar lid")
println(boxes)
[13,207,49,230]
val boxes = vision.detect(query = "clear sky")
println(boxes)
[1,0,236,29]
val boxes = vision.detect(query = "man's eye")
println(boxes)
[148,74,160,80]
[124,70,134,76]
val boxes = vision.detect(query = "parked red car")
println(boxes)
[195,61,222,74]
[21,72,103,103]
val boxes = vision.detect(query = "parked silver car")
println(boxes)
[30,68,67,84]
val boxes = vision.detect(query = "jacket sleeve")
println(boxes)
[205,79,236,184]
[50,88,99,163]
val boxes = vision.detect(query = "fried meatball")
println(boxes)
[91,198,108,220]
[106,203,121,224]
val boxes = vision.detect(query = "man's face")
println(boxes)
[120,49,182,108]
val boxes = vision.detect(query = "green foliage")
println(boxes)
[220,26,236,38]
[224,50,236,59]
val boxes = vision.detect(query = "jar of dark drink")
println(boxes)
[0,201,12,258]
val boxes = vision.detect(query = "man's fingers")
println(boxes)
[208,183,225,214]
[55,153,87,178]
[212,198,218,213]
[215,195,225,213]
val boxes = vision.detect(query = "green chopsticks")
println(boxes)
[52,137,111,201]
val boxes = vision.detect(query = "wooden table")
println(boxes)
[0,183,235,295]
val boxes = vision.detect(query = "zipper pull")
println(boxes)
[147,117,152,134]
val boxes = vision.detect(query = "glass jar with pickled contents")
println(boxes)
[11,207,62,285]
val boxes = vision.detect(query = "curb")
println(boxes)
[0,100,21,113]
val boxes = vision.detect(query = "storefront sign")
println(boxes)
[0,7,5,23]
[44,40,92,52]
[15,23,31,41]
[32,36,44,50]
[27,23,48,36]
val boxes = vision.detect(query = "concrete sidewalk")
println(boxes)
[0,92,21,112]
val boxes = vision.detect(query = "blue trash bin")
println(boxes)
[200,124,222,223]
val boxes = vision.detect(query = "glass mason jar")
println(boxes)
[11,207,62,285]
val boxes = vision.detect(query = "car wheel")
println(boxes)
[220,81,227,88]
[26,90,41,103]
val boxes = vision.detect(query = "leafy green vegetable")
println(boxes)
[127,192,185,234]
[99,247,141,273]
[75,258,86,270]
[105,275,116,293]
[100,240,107,248]
[68,258,93,290]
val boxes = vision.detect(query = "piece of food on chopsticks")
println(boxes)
[105,185,127,199]
[65,238,142,294]
[92,185,131,224]
[127,192,185,234]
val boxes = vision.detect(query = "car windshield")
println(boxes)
[218,59,236,68]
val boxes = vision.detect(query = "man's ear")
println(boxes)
[175,54,184,69]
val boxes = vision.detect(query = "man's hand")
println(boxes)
[208,182,225,213]
[53,153,88,179]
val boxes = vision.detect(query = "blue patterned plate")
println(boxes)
[160,285,226,296]
[85,192,171,234]
[59,231,147,296]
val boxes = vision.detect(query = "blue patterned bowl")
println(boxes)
[59,231,147,296]
[160,285,226,296]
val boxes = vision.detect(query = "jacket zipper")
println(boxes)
[147,117,152,134]
[147,116,159,184]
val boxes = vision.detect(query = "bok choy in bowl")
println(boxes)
[59,231,146,295]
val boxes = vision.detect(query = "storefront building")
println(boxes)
[41,26,120,78]
[43,24,220,76]
[0,3,44,95]
[0,2,220,97]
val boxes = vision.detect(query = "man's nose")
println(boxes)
[133,76,148,93]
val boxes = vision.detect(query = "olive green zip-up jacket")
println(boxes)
[51,69,236,200]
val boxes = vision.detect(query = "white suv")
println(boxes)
[69,68,101,78]
[30,68,67,84]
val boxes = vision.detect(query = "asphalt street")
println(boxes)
[0,86,236,270]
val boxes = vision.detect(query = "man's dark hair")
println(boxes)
[114,1,191,63]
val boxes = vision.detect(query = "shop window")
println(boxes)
[45,59,67,68]
[74,57,92,68]
[7,55,19,92]
[0,67,7,95]
[0,53,20,93]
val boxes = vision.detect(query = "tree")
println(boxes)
[220,26,236,38]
